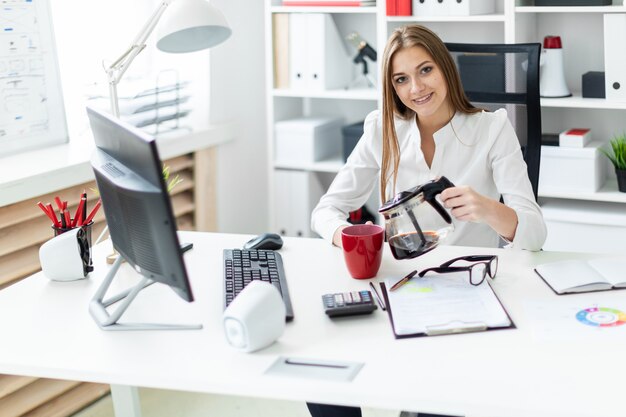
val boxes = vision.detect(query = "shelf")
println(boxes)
[275,157,345,173]
[516,5,626,13]
[539,179,626,203]
[271,6,377,13]
[387,14,506,22]
[540,93,626,110]
[272,88,378,100]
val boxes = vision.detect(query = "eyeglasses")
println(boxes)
[418,255,499,286]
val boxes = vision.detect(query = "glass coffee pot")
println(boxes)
[379,176,455,260]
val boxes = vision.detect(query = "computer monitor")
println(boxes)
[86,105,201,331]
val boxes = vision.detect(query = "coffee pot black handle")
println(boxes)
[422,176,455,224]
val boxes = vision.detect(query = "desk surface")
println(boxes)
[0,232,624,417]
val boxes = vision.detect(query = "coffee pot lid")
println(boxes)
[378,184,423,213]
[378,176,455,214]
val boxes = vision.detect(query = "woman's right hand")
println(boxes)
[332,225,348,248]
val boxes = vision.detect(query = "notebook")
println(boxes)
[380,271,513,338]
[534,258,626,295]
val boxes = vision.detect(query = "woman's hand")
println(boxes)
[440,186,518,241]
[332,221,375,248]
[332,225,348,248]
[440,186,492,223]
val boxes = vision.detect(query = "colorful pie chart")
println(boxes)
[576,307,626,328]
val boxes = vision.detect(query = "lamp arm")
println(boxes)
[105,0,173,117]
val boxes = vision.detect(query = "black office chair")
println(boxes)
[445,43,542,201]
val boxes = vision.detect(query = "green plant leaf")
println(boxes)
[602,134,626,170]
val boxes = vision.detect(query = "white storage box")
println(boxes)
[275,117,343,165]
[412,0,495,16]
[539,142,607,193]
[541,200,626,254]
[559,128,592,148]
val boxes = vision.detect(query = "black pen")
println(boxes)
[369,282,386,311]
[390,269,418,291]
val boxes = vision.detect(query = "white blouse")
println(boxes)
[311,109,547,251]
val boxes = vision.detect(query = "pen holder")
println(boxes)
[45,221,94,280]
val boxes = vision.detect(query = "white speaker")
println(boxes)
[222,281,286,353]
[39,228,88,281]
[604,14,626,101]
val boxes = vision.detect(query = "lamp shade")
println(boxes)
[156,0,231,53]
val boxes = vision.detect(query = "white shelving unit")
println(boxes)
[264,0,626,243]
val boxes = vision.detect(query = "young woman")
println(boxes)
[307,24,546,417]
[311,24,546,253]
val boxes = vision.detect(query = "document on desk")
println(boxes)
[381,272,513,338]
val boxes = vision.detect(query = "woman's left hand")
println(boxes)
[440,186,493,223]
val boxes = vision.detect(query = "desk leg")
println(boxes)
[111,384,142,417]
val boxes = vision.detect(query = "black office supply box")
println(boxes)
[534,0,612,5]
[582,71,606,98]
[342,121,364,162]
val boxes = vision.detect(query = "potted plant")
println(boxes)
[601,134,626,193]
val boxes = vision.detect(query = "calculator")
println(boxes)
[321,290,377,317]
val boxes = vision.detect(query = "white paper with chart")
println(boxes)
[382,271,512,337]
[0,0,68,156]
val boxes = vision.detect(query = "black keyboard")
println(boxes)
[223,249,294,321]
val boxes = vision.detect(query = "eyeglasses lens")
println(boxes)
[470,263,487,285]
[489,257,498,278]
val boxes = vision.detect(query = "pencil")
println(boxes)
[73,193,86,227]
[46,203,60,227]
[37,202,56,225]
[54,196,64,211]
[369,282,386,311]
[390,269,418,292]
[83,199,102,224]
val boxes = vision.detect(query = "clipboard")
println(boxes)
[380,274,515,339]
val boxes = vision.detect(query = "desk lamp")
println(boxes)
[105,0,231,118]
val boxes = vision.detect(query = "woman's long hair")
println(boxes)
[380,24,480,202]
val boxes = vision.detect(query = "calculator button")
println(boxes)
[334,294,344,306]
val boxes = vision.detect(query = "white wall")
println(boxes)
[51,0,209,140]
[50,0,268,234]
[208,0,269,234]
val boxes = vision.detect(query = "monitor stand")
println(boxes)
[89,256,203,331]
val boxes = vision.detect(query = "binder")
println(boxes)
[273,14,290,89]
[447,0,495,16]
[380,272,515,338]
[604,14,626,101]
[289,13,309,90]
[288,14,351,91]
[386,0,397,16]
[397,0,411,16]
[273,170,325,238]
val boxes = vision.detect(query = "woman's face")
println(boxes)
[391,45,451,125]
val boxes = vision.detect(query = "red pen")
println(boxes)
[83,199,102,224]
[390,269,419,291]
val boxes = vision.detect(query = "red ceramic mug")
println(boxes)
[341,224,384,279]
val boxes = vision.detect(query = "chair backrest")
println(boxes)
[445,43,542,201]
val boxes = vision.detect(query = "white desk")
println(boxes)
[0,232,624,417]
